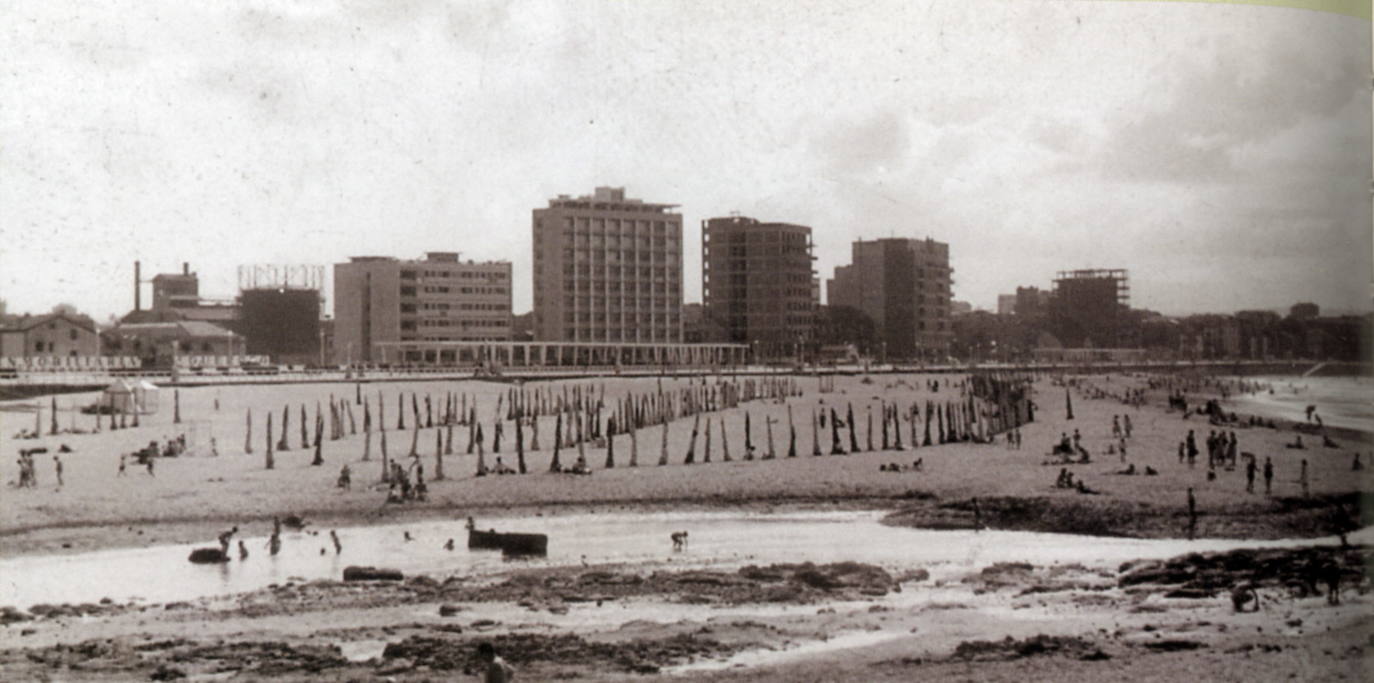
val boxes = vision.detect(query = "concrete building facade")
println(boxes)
[333,252,512,364]
[532,187,683,343]
[828,237,953,360]
[701,215,816,359]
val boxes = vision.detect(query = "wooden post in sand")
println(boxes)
[1065,388,1074,421]
[787,406,797,458]
[629,424,639,467]
[245,409,253,454]
[515,417,527,474]
[893,405,905,451]
[811,409,822,456]
[744,412,754,460]
[173,390,181,425]
[764,415,775,460]
[866,406,874,452]
[475,423,487,476]
[721,417,732,461]
[265,412,274,470]
[433,428,444,481]
[703,416,712,463]
[604,421,615,469]
[881,404,889,451]
[467,409,477,454]
[684,414,699,465]
[300,404,309,449]
[658,421,669,466]
[847,403,859,453]
[550,413,563,472]
[311,415,324,466]
[362,408,372,462]
[278,405,291,451]
[379,423,390,480]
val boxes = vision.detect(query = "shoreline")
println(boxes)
[2,488,1365,562]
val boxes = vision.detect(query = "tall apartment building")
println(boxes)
[333,252,512,363]
[828,237,953,360]
[701,215,816,359]
[532,187,683,343]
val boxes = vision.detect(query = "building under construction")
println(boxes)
[1050,269,1131,348]
[236,265,324,366]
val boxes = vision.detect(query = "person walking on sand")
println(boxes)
[1263,457,1274,496]
[476,642,515,683]
[118,454,127,477]
[330,530,342,554]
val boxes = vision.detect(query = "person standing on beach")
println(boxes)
[238,540,249,561]
[53,455,63,488]
[1186,430,1198,468]
[1299,459,1309,497]
[1123,414,1132,439]
[1263,457,1274,495]
[1245,457,1257,493]
[118,454,127,477]
[475,642,514,683]
[218,526,238,554]
[330,530,342,554]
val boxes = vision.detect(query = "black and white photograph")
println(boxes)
[0,0,1370,680]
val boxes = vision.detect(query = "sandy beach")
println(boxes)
[1,370,1370,680]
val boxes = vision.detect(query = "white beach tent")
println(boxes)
[133,380,160,415]
[100,379,160,415]
[101,380,136,414]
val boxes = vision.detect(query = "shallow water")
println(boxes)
[1221,375,1374,433]
[0,510,1364,610]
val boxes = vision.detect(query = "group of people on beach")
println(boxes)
[13,449,60,489]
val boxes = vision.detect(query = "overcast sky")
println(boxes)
[1,0,1369,321]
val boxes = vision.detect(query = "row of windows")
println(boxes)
[707,230,809,244]
[419,302,509,311]
[562,265,679,279]
[564,313,682,324]
[562,296,678,308]
[416,269,509,280]
[561,249,678,262]
[556,281,680,294]
[417,285,509,295]
[561,217,674,233]
[563,328,678,342]
[419,319,509,328]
